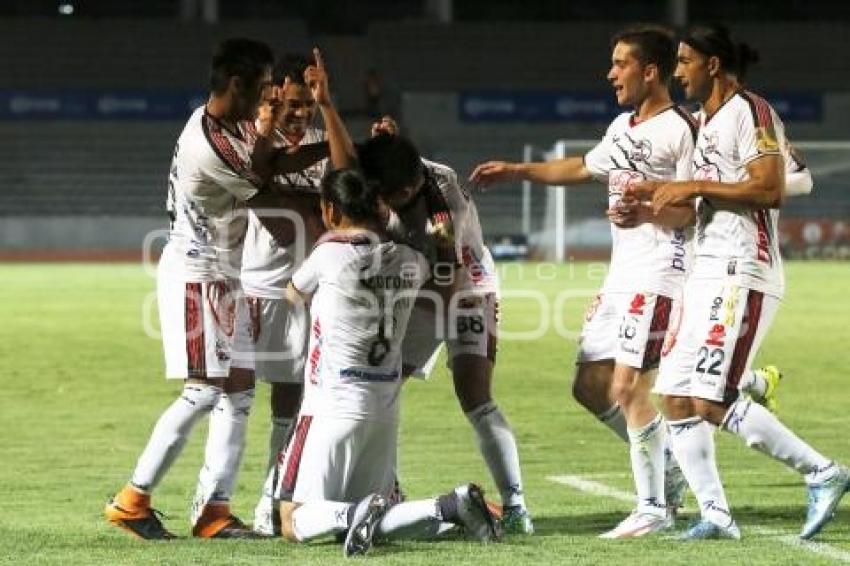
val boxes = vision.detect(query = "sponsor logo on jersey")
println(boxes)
[670,229,687,272]
[701,131,720,156]
[608,169,645,199]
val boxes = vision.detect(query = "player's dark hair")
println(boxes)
[682,24,760,81]
[611,24,676,82]
[357,134,423,199]
[209,38,274,95]
[321,168,380,223]
[273,52,313,86]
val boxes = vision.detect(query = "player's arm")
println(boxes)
[784,143,813,196]
[306,47,356,170]
[286,281,313,306]
[608,188,695,230]
[271,141,331,174]
[469,156,593,187]
[635,155,784,214]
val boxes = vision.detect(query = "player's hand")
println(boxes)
[651,182,698,213]
[256,82,285,137]
[305,47,332,108]
[632,179,663,200]
[371,115,399,137]
[468,161,520,188]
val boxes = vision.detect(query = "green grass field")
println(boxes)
[2,261,850,565]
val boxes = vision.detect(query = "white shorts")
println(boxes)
[158,274,240,379]
[276,414,397,503]
[577,291,676,370]
[231,296,307,383]
[402,293,498,378]
[654,278,779,404]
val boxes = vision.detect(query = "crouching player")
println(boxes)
[358,132,533,534]
[275,168,501,557]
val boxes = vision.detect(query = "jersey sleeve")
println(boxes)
[739,95,781,166]
[583,121,617,182]
[291,244,325,295]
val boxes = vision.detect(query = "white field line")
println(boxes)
[547,474,850,563]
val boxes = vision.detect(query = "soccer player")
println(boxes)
[225,52,330,536]
[640,24,848,540]
[471,25,696,538]
[274,168,500,557]
[105,40,352,539]
[358,132,533,534]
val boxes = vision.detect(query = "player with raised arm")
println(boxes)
[274,169,500,557]
[221,52,330,536]
[638,25,848,540]
[472,25,700,538]
[105,40,352,540]
[358,131,533,535]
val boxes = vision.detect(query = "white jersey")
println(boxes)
[386,159,498,295]
[690,90,788,298]
[162,105,261,281]
[291,232,430,422]
[240,127,328,298]
[584,106,697,298]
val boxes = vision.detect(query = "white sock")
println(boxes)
[628,413,666,515]
[291,501,352,542]
[376,499,443,539]
[192,388,255,523]
[254,416,295,531]
[466,402,526,509]
[737,369,767,399]
[130,383,221,491]
[597,404,629,443]
[667,416,734,528]
[724,398,834,483]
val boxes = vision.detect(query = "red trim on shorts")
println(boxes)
[247,296,262,344]
[725,290,764,398]
[641,295,673,369]
[206,280,235,338]
[754,210,771,264]
[185,282,206,378]
[280,415,313,499]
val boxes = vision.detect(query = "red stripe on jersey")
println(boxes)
[185,282,206,378]
[202,112,263,188]
[308,318,322,384]
[743,90,774,129]
[724,290,764,403]
[280,415,314,499]
[642,295,673,370]
[755,210,771,264]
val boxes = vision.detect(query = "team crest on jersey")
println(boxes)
[701,131,720,156]
[609,169,645,198]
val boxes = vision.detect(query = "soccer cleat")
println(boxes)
[455,483,502,542]
[599,510,672,539]
[105,497,177,540]
[754,365,783,414]
[680,519,741,540]
[344,493,388,558]
[501,505,534,535]
[664,451,688,517]
[193,504,265,539]
[801,466,850,540]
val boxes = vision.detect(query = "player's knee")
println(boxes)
[692,398,725,425]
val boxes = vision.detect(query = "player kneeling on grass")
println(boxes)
[274,168,501,557]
